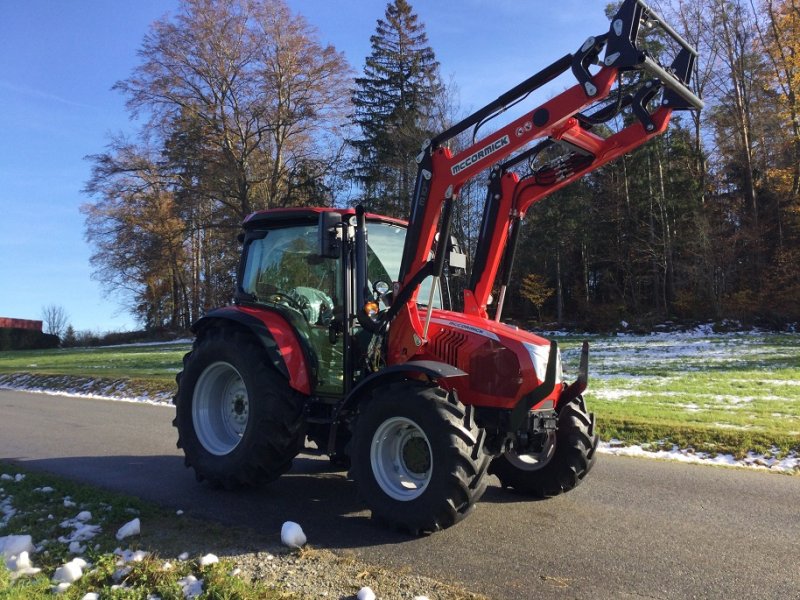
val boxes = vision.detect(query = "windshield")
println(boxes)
[367,222,440,308]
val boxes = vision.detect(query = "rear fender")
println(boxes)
[192,306,313,395]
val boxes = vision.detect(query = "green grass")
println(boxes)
[0,343,191,383]
[555,331,800,458]
[0,343,191,401]
[0,462,295,599]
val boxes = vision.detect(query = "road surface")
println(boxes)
[1,389,798,599]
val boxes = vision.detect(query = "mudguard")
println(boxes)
[192,305,313,395]
[344,360,467,409]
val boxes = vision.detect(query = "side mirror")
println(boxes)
[318,211,342,258]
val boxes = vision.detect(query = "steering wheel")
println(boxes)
[266,291,308,314]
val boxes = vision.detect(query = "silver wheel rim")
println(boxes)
[505,431,556,471]
[192,361,249,456]
[370,417,432,501]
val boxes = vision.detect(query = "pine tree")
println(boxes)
[350,0,444,218]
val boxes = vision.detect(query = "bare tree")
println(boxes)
[84,0,352,329]
[41,304,69,339]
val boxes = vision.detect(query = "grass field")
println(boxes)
[1,332,798,459]
[557,331,800,458]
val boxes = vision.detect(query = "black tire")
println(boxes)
[488,395,598,497]
[350,382,490,534]
[173,327,306,489]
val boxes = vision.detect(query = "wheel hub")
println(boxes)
[193,361,249,456]
[401,436,431,474]
[371,417,432,501]
[505,430,557,471]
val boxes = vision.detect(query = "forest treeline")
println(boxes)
[83,0,800,331]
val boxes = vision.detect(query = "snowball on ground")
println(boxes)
[199,553,219,566]
[52,582,71,594]
[116,517,140,540]
[280,521,306,548]
[6,551,42,579]
[357,586,376,600]
[52,558,85,583]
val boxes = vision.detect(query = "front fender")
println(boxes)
[343,360,467,411]
[193,305,313,395]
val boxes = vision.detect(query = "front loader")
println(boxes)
[173,0,702,533]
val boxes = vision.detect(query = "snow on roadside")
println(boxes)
[0,373,173,406]
[599,440,799,473]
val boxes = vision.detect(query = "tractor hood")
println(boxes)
[419,308,564,410]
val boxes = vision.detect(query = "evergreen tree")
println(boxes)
[350,0,444,218]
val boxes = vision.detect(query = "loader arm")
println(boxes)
[386,0,702,351]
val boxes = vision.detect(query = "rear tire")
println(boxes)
[173,327,306,488]
[488,396,598,497]
[350,382,489,534]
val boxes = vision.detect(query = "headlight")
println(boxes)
[523,342,563,384]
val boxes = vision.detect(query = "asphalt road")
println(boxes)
[1,389,798,599]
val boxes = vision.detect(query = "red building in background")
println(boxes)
[0,318,43,331]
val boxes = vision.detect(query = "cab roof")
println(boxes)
[243,206,407,228]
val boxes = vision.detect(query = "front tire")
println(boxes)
[350,382,489,533]
[489,395,598,497]
[173,327,306,488]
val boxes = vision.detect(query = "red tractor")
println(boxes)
[174,0,702,533]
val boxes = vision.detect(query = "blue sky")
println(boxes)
[0,0,607,333]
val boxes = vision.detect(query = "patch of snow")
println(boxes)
[116,518,140,540]
[178,574,204,599]
[81,593,100,600]
[599,441,799,473]
[0,496,16,528]
[281,521,306,548]
[52,582,72,594]
[114,548,148,564]
[0,534,34,559]
[178,551,190,561]
[58,512,101,545]
[34,486,55,493]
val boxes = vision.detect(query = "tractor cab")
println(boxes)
[235,207,444,397]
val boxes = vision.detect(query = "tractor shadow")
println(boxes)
[15,451,551,551]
